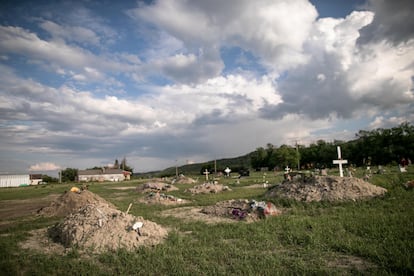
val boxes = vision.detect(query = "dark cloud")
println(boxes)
[158,49,224,84]
[358,0,414,45]
[260,70,355,120]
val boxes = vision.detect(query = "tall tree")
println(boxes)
[120,157,133,173]
[61,168,78,182]
[275,145,298,169]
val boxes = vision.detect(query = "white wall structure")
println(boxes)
[77,168,130,182]
[0,174,30,188]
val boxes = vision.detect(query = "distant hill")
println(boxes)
[133,123,414,178]
[134,153,253,178]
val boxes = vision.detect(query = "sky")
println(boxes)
[0,0,413,174]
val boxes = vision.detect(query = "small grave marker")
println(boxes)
[333,146,348,177]
[203,169,210,181]
[224,167,231,177]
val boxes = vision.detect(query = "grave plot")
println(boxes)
[173,175,197,184]
[139,192,189,205]
[37,189,116,217]
[161,199,281,224]
[27,190,168,254]
[266,175,387,202]
[48,204,168,253]
[186,182,232,194]
[136,181,179,193]
[201,199,282,222]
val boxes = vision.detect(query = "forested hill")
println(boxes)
[135,122,414,177]
[135,153,253,178]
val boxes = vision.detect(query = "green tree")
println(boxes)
[42,175,58,183]
[61,168,78,182]
[251,147,267,169]
[120,157,133,173]
[275,145,298,169]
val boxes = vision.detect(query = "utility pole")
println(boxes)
[294,140,300,171]
[214,159,217,174]
[175,160,178,178]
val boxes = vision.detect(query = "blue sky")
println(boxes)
[0,0,413,173]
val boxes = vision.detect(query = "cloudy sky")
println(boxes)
[1,0,413,174]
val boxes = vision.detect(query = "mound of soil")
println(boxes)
[48,203,168,253]
[37,190,116,217]
[137,181,178,193]
[174,176,197,184]
[266,176,387,202]
[186,183,232,194]
[139,192,189,205]
[201,199,281,222]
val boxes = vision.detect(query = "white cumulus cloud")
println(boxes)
[29,162,61,171]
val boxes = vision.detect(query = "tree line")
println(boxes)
[250,122,414,171]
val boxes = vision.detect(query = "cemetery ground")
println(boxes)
[0,167,413,275]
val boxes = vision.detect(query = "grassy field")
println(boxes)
[0,167,413,275]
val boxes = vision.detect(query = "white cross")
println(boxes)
[203,169,210,181]
[224,167,231,176]
[284,166,290,173]
[333,146,348,177]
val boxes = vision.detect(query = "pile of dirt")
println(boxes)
[266,176,387,202]
[201,199,281,222]
[137,181,178,193]
[186,183,232,194]
[139,192,189,205]
[37,190,116,217]
[173,175,197,184]
[48,203,168,253]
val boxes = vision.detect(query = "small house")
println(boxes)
[30,174,43,185]
[77,168,131,182]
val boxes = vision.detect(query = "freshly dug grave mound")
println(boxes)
[266,176,387,202]
[37,190,116,217]
[173,176,197,184]
[48,203,168,253]
[201,199,281,222]
[186,182,232,194]
[136,181,178,193]
[139,192,190,205]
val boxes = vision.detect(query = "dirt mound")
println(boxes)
[37,190,116,217]
[137,181,178,193]
[201,199,281,222]
[48,203,168,253]
[139,192,189,205]
[266,176,387,202]
[174,176,197,184]
[186,183,232,194]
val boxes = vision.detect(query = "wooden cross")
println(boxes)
[333,146,348,177]
[203,169,210,181]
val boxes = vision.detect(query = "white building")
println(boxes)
[0,174,30,188]
[77,168,131,182]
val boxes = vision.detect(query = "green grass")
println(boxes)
[0,168,413,275]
